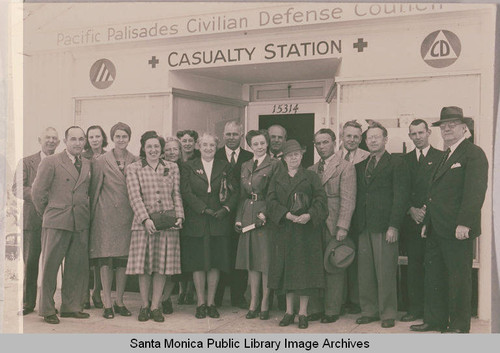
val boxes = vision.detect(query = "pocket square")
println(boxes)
[451,162,462,169]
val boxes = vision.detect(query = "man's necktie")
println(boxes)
[252,159,258,172]
[230,151,236,166]
[365,155,376,184]
[74,155,82,174]
[344,151,351,162]
[418,149,424,165]
[436,148,451,172]
[318,159,325,174]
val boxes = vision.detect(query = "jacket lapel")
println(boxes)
[75,158,90,189]
[60,151,79,181]
[433,140,467,182]
[253,155,271,174]
[321,153,342,185]
[367,152,390,185]
[104,150,126,181]
[193,158,209,184]
[287,167,308,198]
[211,158,226,183]
[31,152,42,172]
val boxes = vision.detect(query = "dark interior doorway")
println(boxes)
[259,113,315,168]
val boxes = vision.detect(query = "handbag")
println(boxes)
[289,192,310,216]
[149,209,177,230]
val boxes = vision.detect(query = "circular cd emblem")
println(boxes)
[421,30,461,68]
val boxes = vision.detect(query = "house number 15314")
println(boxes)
[272,103,299,114]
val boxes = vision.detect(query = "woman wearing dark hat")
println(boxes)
[234,129,282,320]
[125,131,184,322]
[89,122,138,319]
[180,132,239,319]
[266,139,328,329]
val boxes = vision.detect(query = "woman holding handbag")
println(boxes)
[266,139,328,329]
[234,130,281,320]
[180,132,239,319]
[89,122,138,319]
[125,131,184,323]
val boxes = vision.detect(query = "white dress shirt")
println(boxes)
[201,158,214,192]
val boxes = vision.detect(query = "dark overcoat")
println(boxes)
[266,166,328,291]
[180,157,240,237]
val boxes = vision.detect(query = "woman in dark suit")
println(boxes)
[126,131,184,323]
[89,122,138,319]
[267,140,328,329]
[180,132,239,319]
[234,130,281,320]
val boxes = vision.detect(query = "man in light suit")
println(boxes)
[308,129,356,323]
[351,121,409,328]
[337,120,369,315]
[411,106,488,333]
[32,126,91,324]
[400,119,443,322]
[214,120,253,308]
[12,127,60,315]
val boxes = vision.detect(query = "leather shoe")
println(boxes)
[259,311,269,320]
[321,314,339,323]
[446,328,468,334]
[60,311,90,319]
[22,307,34,316]
[113,302,132,317]
[307,312,323,321]
[298,315,308,329]
[400,313,421,322]
[410,323,447,332]
[356,316,379,324]
[103,308,114,319]
[138,307,150,322]
[162,298,173,315]
[245,309,259,319]
[207,304,220,318]
[381,319,395,328]
[195,304,207,319]
[150,308,164,323]
[279,313,295,326]
[92,292,104,309]
[44,314,60,324]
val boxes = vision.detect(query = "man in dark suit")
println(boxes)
[352,121,409,328]
[400,119,443,322]
[268,124,287,160]
[411,106,488,333]
[12,127,60,315]
[32,126,92,324]
[214,120,253,308]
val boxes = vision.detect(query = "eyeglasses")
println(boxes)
[439,121,462,130]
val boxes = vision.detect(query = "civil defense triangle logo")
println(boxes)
[421,30,461,68]
[90,59,116,89]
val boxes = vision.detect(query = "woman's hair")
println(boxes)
[84,125,108,151]
[139,130,165,158]
[164,136,182,162]
[110,122,132,141]
[245,129,270,146]
[176,129,199,142]
[197,132,219,146]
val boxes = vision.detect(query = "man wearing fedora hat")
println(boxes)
[351,121,409,329]
[307,128,356,323]
[410,106,488,333]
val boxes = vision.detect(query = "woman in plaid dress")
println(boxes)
[125,131,184,323]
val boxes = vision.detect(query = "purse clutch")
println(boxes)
[149,209,177,230]
[289,192,310,216]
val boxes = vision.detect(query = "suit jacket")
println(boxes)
[126,158,184,231]
[215,147,253,185]
[351,151,410,235]
[426,139,488,239]
[180,157,240,237]
[31,151,91,232]
[89,150,139,258]
[403,146,443,209]
[308,153,356,235]
[335,147,370,165]
[12,152,43,230]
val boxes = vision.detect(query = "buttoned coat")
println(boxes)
[12,152,43,230]
[308,153,356,235]
[266,166,328,291]
[426,139,488,239]
[89,150,139,259]
[126,158,184,231]
[180,157,240,237]
[351,152,410,235]
[32,151,91,231]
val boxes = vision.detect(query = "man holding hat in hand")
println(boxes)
[411,106,488,333]
[308,128,356,323]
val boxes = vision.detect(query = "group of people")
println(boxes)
[13,105,488,333]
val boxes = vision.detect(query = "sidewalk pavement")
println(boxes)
[2,279,490,334]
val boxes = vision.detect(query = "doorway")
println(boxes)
[259,113,315,168]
